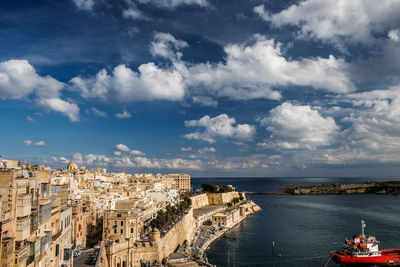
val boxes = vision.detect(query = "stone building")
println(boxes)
[164,174,191,192]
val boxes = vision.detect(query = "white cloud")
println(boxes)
[122,2,149,20]
[26,116,35,122]
[150,32,188,60]
[55,152,202,170]
[258,102,339,149]
[89,107,107,117]
[186,35,354,95]
[0,59,80,122]
[114,151,122,156]
[130,150,145,156]
[72,152,83,165]
[115,144,130,152]
[51,156,70,165]
[192,96,217,107]
[0,59,64,99]
[72,0,94,11]
[37,98,80,122]
[181,146,192,152]
[115,143,145,155]
[255,0,400,44]
[184,114,256,143]
[198,147,216,153]
[23,140,47,147]
[115,110,131,119]
[70,34,353,104]
[388,29,400,42]
[70,63,185,102]
[137,0,208,9]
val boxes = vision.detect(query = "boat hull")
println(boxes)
[331,249,400,266]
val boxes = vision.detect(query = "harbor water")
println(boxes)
[192,177,400,267]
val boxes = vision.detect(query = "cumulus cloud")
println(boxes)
[130,150,145,156]
[198,147,216,153]
[54,152,202,170]
[192,96,217,107]
[388,29,400,42]
[72,0,95,11]
[88,107,107,117]
[0,59,79,121]
[70,63,185,102]
[0,59,64,99]
[72,152,84,165]
[186,35,354,95]
[37,98,80,122]
[123,1,149,20]
[23,140,47,147]
[184,114,256,143]
[115,143,145,155]
[115,144,130,152]
[150,32,188,60]
[258,102,339,149]
[137,0,208,9]
[70,33,353,104]
[255,0,400,44]
[26,116,35,122]
[181,146,192,152]
[115,110,131,119]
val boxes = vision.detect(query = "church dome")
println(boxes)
[67,161,78,170]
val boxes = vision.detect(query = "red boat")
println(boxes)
[331,220,400,266]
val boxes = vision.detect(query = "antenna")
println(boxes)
[272,240,275,267]
[361,220,366,237]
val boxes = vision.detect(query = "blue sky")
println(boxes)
[1,0,400,177]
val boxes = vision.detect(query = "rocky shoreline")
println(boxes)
[279,181,400,195]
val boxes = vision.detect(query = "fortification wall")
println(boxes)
[207,192,241,205]
[132,208,195,266]
[156,208,195,260]
[191,194,209,209]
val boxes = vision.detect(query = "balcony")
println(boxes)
[38,203,51,223]
[40,231,52,256]
[16,194,31,217]
[14,244,27,267]
[1,238,14,266]
[16,217,31,240]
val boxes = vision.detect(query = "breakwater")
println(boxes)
[281,181,400,195]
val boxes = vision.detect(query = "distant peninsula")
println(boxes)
[278,181,400,195]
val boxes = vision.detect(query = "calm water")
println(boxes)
[192,177,400,267]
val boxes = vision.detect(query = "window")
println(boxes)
[120,229,123,234]
[114,229,117,234]
[117,214,121,217]
[131,228,133,233]
[55,244,59,257]
[121,221,123,226]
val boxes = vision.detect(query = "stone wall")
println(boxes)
[132,208,196,266]
[207,192,241,205]
[192,192,244,209]
[191,194,209,209]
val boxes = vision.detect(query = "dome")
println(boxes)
[67,161,78,170]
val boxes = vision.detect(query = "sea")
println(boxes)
[191,177,400,267]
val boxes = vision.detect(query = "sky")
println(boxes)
[1,0,400,177]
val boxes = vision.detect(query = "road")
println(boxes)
[73,248,95,267]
